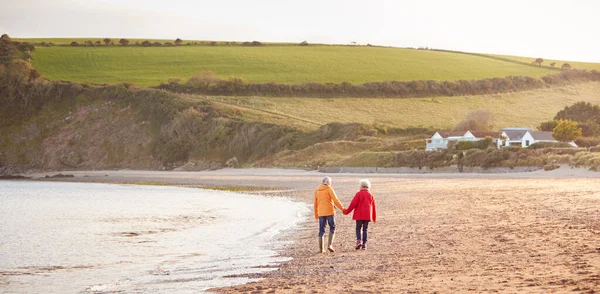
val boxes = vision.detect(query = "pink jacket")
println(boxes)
[345,189,377,221]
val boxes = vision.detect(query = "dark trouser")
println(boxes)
[318,215,336,237]
[356,220,370,243]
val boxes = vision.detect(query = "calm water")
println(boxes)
[0,181,308,293]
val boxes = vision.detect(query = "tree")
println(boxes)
[561,63,572,70]
[119,38,129,46]
[0,34,12,43]
[552,119,582,142]
[555,101,600,125]
[141,40,151,46]
[534,58,544,67]
[103,38,112,45]
[187,71,222,88]
[455,109,494,131]
[174,38,183,46]
[70,41,80,47]
[299,40,308,46]
[550,62,556,67]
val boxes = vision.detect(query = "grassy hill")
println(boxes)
[28,45,572,87]
[191,81,600,130]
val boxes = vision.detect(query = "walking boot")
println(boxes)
[327,234,335,252]
[318,236,325,253]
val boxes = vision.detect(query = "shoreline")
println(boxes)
[14,168,600,292]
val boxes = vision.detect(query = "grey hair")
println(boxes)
[322,176,332,185]
[359,179,371,189]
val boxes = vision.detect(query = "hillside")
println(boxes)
[4,36,600,173]
[493,54,600,71]
[203,81,600,130]
[28,45,565,86]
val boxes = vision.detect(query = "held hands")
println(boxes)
[343,208,349,215]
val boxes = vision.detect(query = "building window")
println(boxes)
[525,140,530,146]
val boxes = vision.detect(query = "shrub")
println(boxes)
[243,41,262,46]
[70,41,80,47]
[119,39,129,46]
[528,142,573,149]
[187,71,222,88]
[574,137,600,147]
[299,41,309,46]
[457,137,494,150]
[544,164,560,171]
[174,38,183,46]
[553,119,582,142]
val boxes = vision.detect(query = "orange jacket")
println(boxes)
[314,184,344,218]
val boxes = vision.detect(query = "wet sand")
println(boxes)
[27,168,600,293]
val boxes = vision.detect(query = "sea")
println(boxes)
[0,181,308,293]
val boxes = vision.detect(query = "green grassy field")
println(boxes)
[206,82,600,130]
[29,45,566,86]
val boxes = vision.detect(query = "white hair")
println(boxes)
[322,176,332,185]
[359,179,371,189]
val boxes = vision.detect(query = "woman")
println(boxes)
[344,179,377,250]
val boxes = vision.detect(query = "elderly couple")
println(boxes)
[314,176,377,253]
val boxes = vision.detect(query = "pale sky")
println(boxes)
[2,0,599,62]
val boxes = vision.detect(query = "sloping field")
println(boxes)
[29,45,562,86]
[493,54,600,71]
[207,82,600,130]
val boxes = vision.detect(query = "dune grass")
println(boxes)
[208,82,600,130]
[28,45,564,86]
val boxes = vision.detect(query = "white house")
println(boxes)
[498,127,574,148]
[497,128,531,147]
[426,131,466,150]
[426,131,501,150]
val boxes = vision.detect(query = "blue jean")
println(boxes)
[356,220,370,243]
[318,215,336,237]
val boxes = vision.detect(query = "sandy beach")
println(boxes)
[26,168,600,293]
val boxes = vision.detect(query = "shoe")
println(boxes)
[355,240,362,250]
[327,234,335,252]
[361,242,367,250]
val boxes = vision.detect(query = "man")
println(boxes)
[314,176,345,253]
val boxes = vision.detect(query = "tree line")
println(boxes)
[158,69,600,99]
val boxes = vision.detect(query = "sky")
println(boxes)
[2,0,599,62]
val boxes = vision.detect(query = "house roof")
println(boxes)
[470,131,501,138]
[503,130,529,141]
[436,131,466,138]
[529,131,555,141]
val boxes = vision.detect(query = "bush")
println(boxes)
[544,164,560,171]
[457,137,494,150]
[528,142,573,149]
[243,41,262,46]
[157,69,600,98]
[574,137,600,147]
[70,41,79,47]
